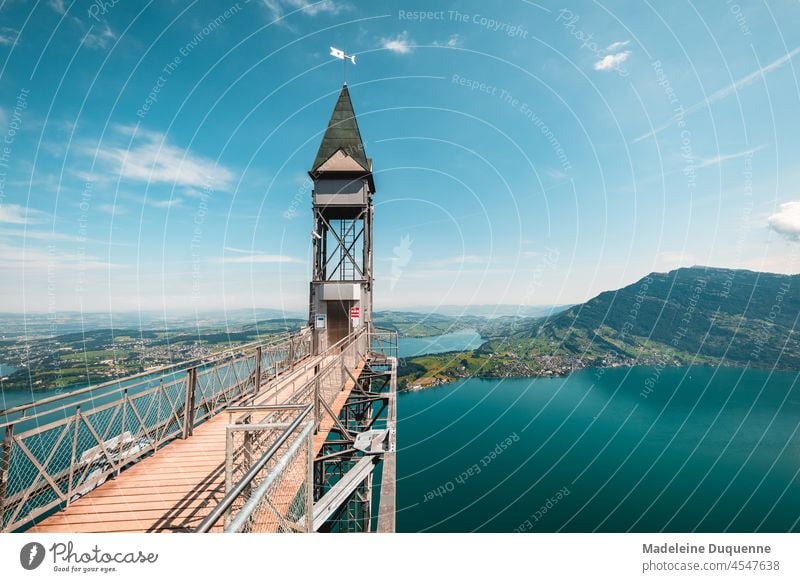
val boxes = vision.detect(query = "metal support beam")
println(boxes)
[301,455,376,531]
[377,356,397,533]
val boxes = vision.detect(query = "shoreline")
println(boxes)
[400,360,785,393]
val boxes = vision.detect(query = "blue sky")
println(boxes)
[0,0,799,314]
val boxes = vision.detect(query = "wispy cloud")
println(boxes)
[96,203,127,215]
[0,26,19,46]
[606,40,630,52]
[594,50,631,72]
[261,0,346,20]
[149,198,182,209]
[215,248,301,264]
[433,34,461,48]
[48,0,65,14]
[696,144,767,169]
[85,124,235,191]
[767,201,800,241]
[381,31,413,55]
[635,46,800,142]
[0,226,126,246]
[0,204,48,225]
[82,23,116,50]
[0,242,117,271]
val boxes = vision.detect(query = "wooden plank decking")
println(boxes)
[30,354,365,533]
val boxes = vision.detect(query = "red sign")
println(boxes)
[350,306,360,318]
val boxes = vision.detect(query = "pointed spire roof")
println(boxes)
[311,85,370,174]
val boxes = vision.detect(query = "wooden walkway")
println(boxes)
[30,356,365,533]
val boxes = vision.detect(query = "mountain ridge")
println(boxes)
[400,266,799,388]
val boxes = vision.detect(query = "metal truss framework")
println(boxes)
[312,208,371,283]
[314,356,395,532]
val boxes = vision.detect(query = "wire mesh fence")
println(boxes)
[196,330,373,533]
[0,328,312,532]
[224,419,313,533]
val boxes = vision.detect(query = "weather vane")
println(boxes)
[330,46,356,84]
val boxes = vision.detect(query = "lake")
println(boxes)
[398,328,484,358]
[396,365,800,532]
[0,363,18,377]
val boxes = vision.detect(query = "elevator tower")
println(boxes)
[308,85,375,353]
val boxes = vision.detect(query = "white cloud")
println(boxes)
[434,34,461,48]
[82,23,116,50]
[86,124,235,191]
[0,204,48,225]
[0,242,116,271]
[696,144,767,169]
[635,46,800,142]
[48,0,65,14]
[215,248,301,264]
[767,201,800,241]
[0,226,127,246]
[0,26,18,46]
[606,40,630,52]
[594,51,631,71]
[381,31,413,55]
[96,203,127,215]
[262,0,345,20]
[148,198,182,209]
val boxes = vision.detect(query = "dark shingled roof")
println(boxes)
[311,84,370,173]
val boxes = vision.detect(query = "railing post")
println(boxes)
[314,376,320,434]
[183,368,197,439]
[254,347,262,394]
[306,426,314,533]
[340,347,347,392]
[67,407,80,503]
[243,429,252,499]
[224,426,234,530]
[116,392,127,479]
[0,423,14,529]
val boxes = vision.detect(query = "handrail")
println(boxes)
[194,404,313,532]
[226,421,314,533]
[232,328,366,423]
[0,326,314,532]
[1,327,309,418]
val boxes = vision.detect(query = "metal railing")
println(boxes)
[222,405,314,533]
[369,328,399,361]
[196,328,374,533]
[0,327,313,532]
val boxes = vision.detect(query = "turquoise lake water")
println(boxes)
[0,363,18,377]
[398,329,484,358]
[396,365,800,532]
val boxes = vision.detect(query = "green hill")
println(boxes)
[515,266,798,369]
[401,267,799,388]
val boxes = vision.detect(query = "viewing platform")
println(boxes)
[0,328,397,534]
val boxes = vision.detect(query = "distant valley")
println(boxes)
[1,267,796,395]
[399,267,798,389]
